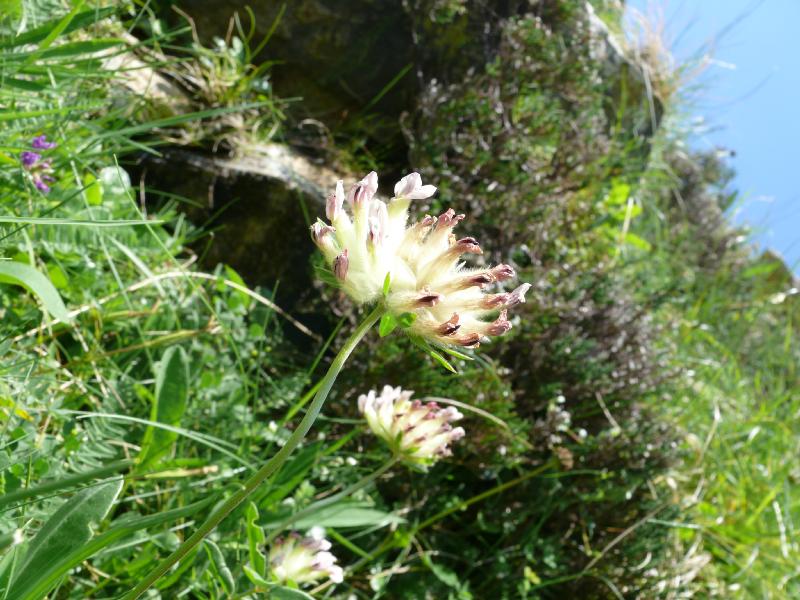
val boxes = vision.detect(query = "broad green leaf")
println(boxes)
[0,260,70,322]
[378,312,398,337]
[264,501,403,529]
[422,553,468,593]
[223,264,251,308]
[8,479,122,599]
[10,496,214,600]
[139,346,190,468]
[204,539,235,594]
[247,502,267,577]
[269,585,316,599]
[244,564,271,587]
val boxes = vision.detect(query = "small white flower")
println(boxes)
[311,171,530,349]
[393,172,437,200]
[269,532,344,586]
[358,385,465,468]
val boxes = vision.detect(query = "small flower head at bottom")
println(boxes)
[269,532,344,586]
[358,385,465,469]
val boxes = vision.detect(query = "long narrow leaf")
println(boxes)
[139,346,190,468]
[7,479,122,599]
[0,6,116,49]
[12,496,215,600]
[0,261,70,322]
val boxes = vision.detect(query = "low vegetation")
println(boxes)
[0,1,796,599]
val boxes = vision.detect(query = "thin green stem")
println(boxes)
[264,457,398,546]
[413,461,554,532]
[121,305,384,600]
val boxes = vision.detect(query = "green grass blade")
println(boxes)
[0,260,70,322]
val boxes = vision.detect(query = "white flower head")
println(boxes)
[311,171,530,350]
[269,532,344,586]
[358,385,465,468]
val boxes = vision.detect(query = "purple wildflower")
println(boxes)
[31,135,57,150]
[20,140,56,194]
[33,174,55,193]
[20,151,41,169]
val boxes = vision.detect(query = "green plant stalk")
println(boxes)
[121,304,384,600]
[264,456,398,546]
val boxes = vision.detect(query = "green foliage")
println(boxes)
[0,260,69,322]
[0,0,796,598]
[631,136,800,597]
[138,346,190,468]
[8,479,122,599]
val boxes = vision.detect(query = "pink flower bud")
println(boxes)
[437,313,461,336]
[368,200,389,246]
[333,250,349,281]
[491,264,516,281]
[436,208,465,230]
[486,310,512,335]
[326,180,345,221]
[394,172,437,200]
[311,221,335,243]
[348,171,378,208]
[454,332,482,348]
[454,237,482,255]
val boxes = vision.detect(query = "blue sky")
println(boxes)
[626,0,800,271]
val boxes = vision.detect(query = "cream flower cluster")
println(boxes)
[269,532,344,586]
[359,385,465,467]
[311,171,530,348]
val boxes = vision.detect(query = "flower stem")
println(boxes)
[121,304,385,599]
[264,456,398,546]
